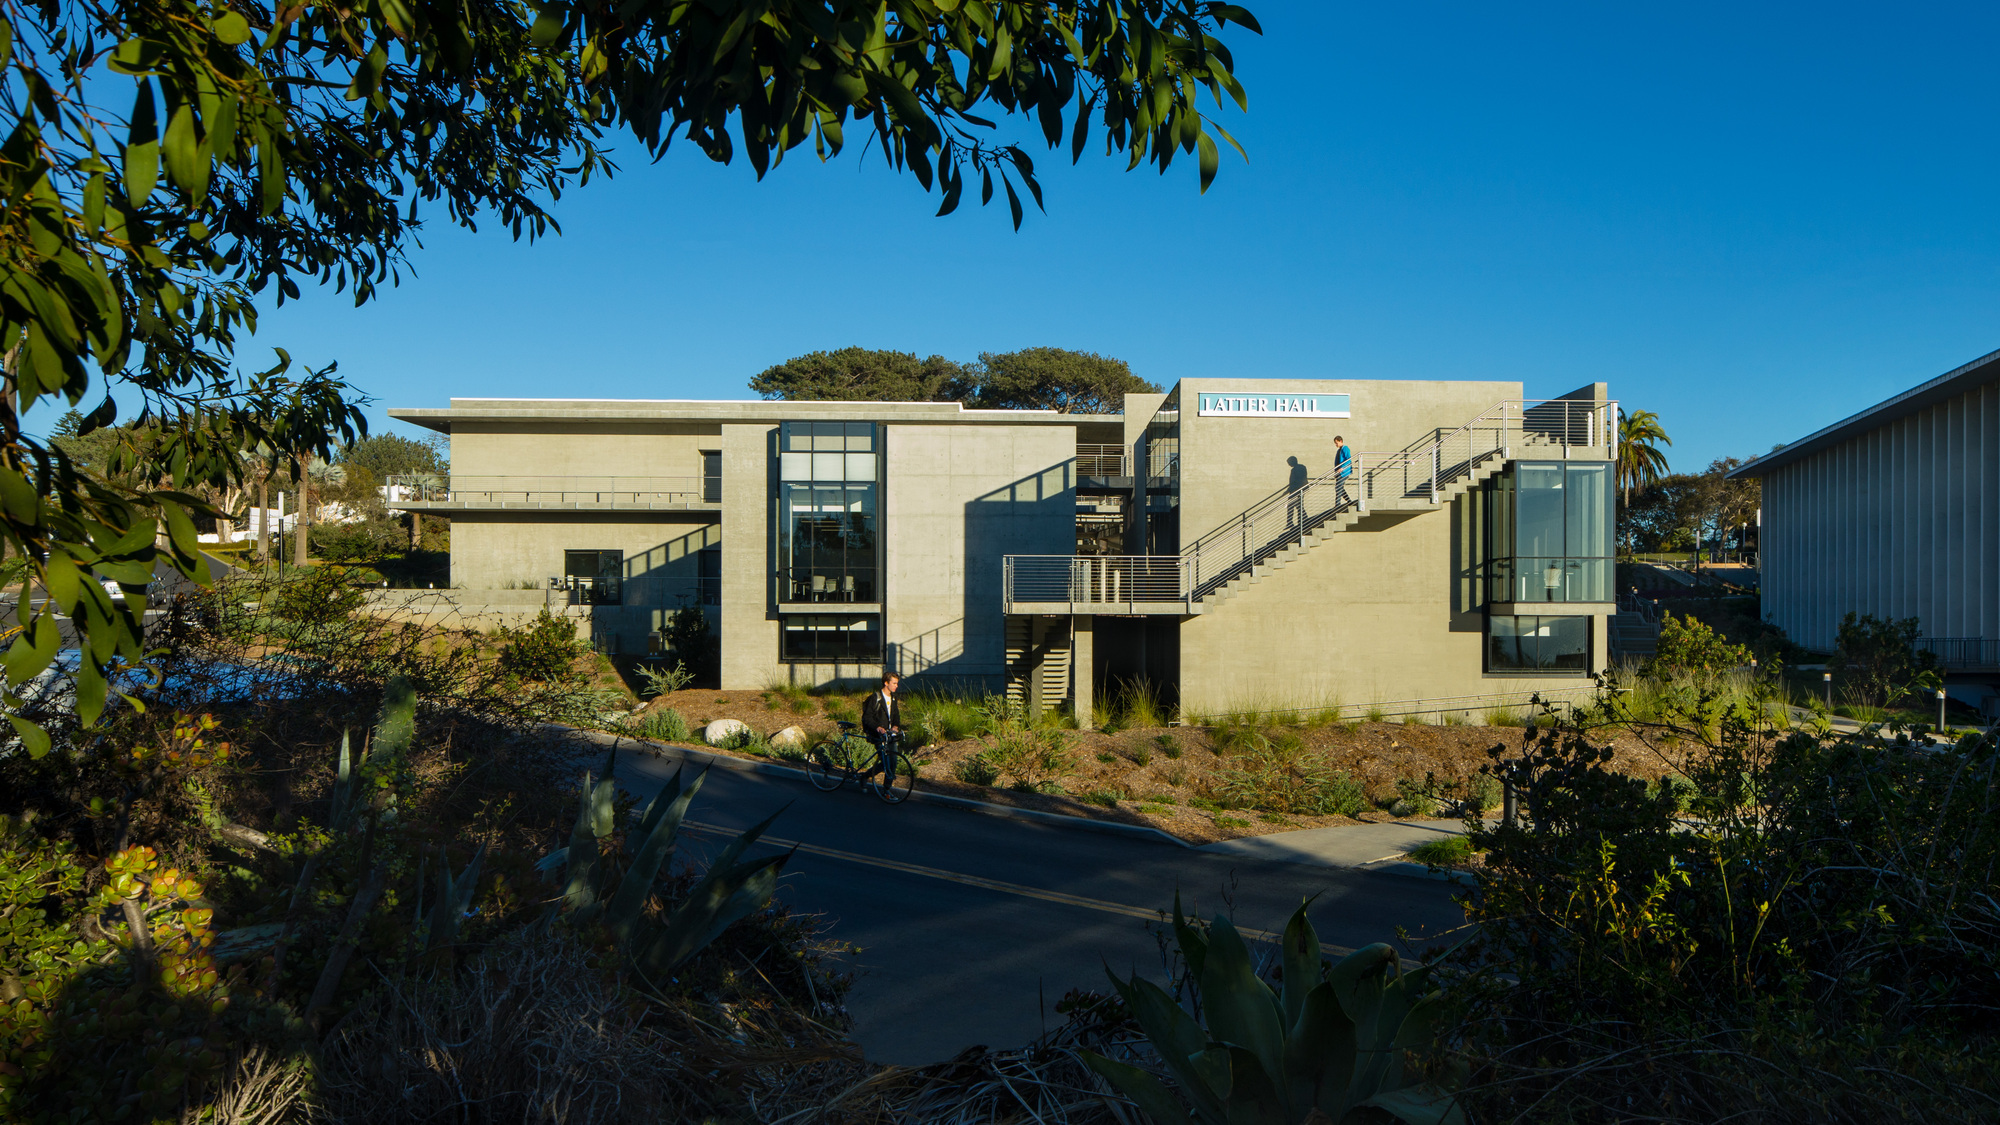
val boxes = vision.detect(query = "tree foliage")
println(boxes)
[339,433,448,481]
[0,0,1260,751]
[752,344,1160,412]
[749,347,966,402]
[966,346,1159,412]
[1616,408,1671,506]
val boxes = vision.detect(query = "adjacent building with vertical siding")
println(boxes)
[1728,348,2000,691]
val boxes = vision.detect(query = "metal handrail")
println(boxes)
[1076,444,1130,476]
[1004,555,1189,606]
[1002,397,1617,612]
[1917,637,2000,668]
[389,474,709,505]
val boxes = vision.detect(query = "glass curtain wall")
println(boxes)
[1486,615,1590,672]
[1485,462,1613,603]
[778,422,879,604]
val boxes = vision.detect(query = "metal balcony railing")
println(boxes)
[1003,397,1618,614]
[388,474,710,507]
[1004,556,1190,610]
[1917,637,2000,668]
[1076,444,1130,477]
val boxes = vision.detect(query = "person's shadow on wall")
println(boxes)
[1287,456,1308,530]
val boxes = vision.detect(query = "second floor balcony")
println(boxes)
[387,474,721,511]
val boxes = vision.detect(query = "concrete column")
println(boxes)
[1073,616,1094,728]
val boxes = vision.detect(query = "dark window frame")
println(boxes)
[1484,613,1591,676]
[780,614,882,664]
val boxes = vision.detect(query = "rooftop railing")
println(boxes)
[388,474,712,507]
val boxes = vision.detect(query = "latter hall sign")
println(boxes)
[1196,392,1350,418]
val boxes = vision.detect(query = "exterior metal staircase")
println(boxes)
[1002,398,1616,615]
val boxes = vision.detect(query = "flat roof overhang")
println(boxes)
[388,398,1102,435]
[388,500,722,513]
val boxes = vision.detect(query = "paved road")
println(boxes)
[611,749,1470,1066]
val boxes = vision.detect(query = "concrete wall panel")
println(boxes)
[884,424,1075,689]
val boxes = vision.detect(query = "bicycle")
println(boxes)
[807,721,915,804]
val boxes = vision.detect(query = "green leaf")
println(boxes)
[212,12,252,45]
[633,848,789,979]
[9,716,51,759]
[1360,1084,1466,1125]
[123,81,159,205]
[531,5,567,47]
[1198,916,1286,1092]
[1196,130,1219,194]
[376,0,417,39]
[0,464,40,523]
[3,612,60,687]
[1279,899,1322,1029]
[1078,1051,1192,1125]
[161,104,208,203]
[75,660,108,728]
[604,767,707,943]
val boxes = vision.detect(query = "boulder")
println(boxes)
[703,718,750,747]
[769,725,809,751]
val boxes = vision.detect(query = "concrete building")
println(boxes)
[386,379,1618,717]
[1729,348,2000,694]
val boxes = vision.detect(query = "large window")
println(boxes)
[778,422,878,603]
[782,615,881,663]
[1486,615,1589,674]
[564,549,622,605]
[1486,462,1613,603]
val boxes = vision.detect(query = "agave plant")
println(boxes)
[539,747,792,983]
[1082,898,1463,1125]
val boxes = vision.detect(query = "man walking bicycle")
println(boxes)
[861,672,904,790]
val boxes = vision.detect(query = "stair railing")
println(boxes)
[1000,398,1616,613]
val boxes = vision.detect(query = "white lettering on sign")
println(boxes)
[1195,393,1350,418]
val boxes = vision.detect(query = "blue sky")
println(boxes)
[234,1,2000,474]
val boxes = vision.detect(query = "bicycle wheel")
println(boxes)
[875,752,915,804]
[806,741,845,792]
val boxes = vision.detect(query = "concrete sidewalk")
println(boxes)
[1198,818,1481,874]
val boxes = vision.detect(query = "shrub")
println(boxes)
[1212,733,1366,817]
[1449,683,2000,1121]
[271,564,366,626]
[498,608,584,681]
[1389,774,1442,817]
[309,517,405,563]
[1464,773,1503,816]
[1834,611,1942,708]
[1081,788,1125,808]
[952,754,1000,787]
[762,679,813,713]
[1153,733,1182,759]
[638,661,695,697]
[1128,744,1152,768]
[1095,751,1119,764]
[1407,835,1475,867]
[1646,611,1752,686]
[904,691,983,743]
[629,707,691,743]
[985,730,1074,787]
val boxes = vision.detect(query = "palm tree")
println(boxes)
[1617,409,1672,558]
[1617,409,1672,506]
